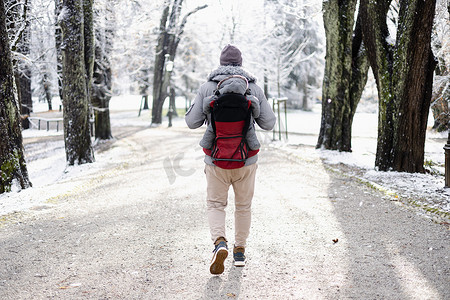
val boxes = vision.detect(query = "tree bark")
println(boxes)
[60,0,94,165]
[0,0,31,193]
[55,0,63,102]
[92,4,114,140]
[83,0,94,100]
[360,0,437,172]
[92,47,113,140]
[151,2,171,125]
[359,0,394,170]
[17,11,32,129]
[316,0,369,152]
[392,0,437,172]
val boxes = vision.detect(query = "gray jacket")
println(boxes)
[185,66,276,166]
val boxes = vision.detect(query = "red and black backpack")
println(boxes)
[203,75,259,169]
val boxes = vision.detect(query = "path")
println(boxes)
[0,125,449,299]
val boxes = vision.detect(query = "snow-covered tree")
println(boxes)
[266,0,324,109]
[221,0,325,107]
[110,0,161,106]
[29,0,58,111]
[431,0,449,132]
[151,0,207,125]
[0,0,31,193]
[5,0,32,129]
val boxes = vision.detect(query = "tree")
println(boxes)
[5,0,32,129]
[0,0,31,193]
[91,1,114,140]
[55,0,63,102]
[83,0,94,99]
[59,0,94,164]
[316,0,370,152]
[29,0,58,111]
[276,1,324,110]
[430,0,449,132]
[151,0,207,125]
[110,0,159,96]
[360,0,437,172]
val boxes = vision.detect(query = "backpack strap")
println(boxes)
[242,99,252,137]
[210,100,217,135]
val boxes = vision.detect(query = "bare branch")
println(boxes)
[177,4,208,38]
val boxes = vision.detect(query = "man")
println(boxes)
[185,44,276,275]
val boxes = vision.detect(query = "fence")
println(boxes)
[28,117,64,132]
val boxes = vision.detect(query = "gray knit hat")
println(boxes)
[220,44,242,66]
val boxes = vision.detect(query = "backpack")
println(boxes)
[203,75,259,169]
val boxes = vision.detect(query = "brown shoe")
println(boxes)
[233,246,245,267]
[210,237,228,275]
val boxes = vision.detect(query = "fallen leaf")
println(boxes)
[226,293,236,298]
[332,239,339,244]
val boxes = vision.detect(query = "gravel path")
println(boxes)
[1,126,449,299]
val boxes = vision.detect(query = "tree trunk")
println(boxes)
[92,4,114,140]
[55,0,63,102]
[316,0,369,152]
[60,0,94,165]
[17,64,31,129]
[391,0,437,172]
[17,23,32,129]
[359,0,394,170]
[42,72,53,110]
[360,0,437,172]
[168,87,178,117]
[0,0,31,193]
[151,2,171,125]
[431,76,449,132]
[301,80,308,111]
[83,0,94,101]
[143,95,149,110]
[139,67,150,110]
[92,53,113,140]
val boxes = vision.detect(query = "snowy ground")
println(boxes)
[0,97,449,299]
[1,95,449,221]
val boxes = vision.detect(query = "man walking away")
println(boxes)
[185,44,276,275]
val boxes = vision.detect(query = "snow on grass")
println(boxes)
[272,102,449,217]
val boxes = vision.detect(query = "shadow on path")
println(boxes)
[204,267,243,299]
[325,167,450,299]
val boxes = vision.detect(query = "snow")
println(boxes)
[1,96,448,219]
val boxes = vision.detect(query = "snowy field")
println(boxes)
[2,95,449,220]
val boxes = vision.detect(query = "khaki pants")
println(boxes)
[205,163,257,247]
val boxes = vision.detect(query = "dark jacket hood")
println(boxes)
[207,66,257,83]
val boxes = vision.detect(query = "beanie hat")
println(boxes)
[220,44,242,66]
